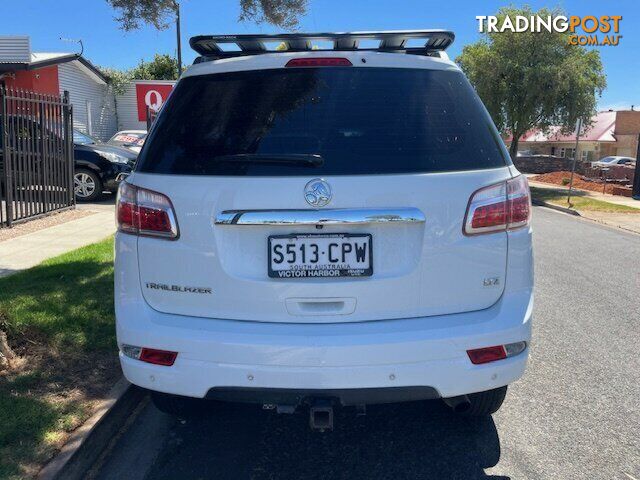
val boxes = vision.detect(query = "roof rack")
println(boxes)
[190,30,455,62]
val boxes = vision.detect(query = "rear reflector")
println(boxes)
[467,345,506,365]
[285,57,352,67]
[467,341,527,365]
[464,175,531,235]
[117,182,179,239]
[121,344,178,366]
[139,348,178,366]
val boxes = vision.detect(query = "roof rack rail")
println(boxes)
[190,30,455,62]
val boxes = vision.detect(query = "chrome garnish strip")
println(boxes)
[214,208,425,226]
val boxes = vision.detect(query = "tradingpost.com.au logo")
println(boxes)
[476,15,622,46]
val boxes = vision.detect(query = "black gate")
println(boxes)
[0,87,74,227]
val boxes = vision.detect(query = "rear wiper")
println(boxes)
[212,153,324,167]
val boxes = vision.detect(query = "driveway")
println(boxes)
[95,207,640,480]
[0,195,116,277]
[76,193,117,212]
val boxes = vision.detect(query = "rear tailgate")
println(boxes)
[134,168,509,323]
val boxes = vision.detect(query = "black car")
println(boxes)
[1,117,136,202]
[73,130,137,201]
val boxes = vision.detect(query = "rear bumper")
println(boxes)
[101,163,132,192]
[120,341,529,403]
[115,225,533,402]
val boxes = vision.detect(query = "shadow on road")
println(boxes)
[146,399,508,480]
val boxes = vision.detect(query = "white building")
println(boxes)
[0,36,176,140]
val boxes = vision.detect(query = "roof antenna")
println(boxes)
[59,37,84,56]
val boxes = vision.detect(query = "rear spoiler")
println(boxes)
[190,30,455,63]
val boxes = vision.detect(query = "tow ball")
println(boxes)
[309,398,334,431]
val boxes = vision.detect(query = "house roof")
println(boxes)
[517,111,617,143]
[0,51,107,83]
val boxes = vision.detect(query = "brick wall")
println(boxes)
[513,156,575,174]
[581,166,636,181]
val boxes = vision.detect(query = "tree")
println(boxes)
[130,54,180,80]
[456,6,606,159]
[98,66,133,95]
[99,55,179,96]
[106,0,309,76]
[107,0,307,30]
[238,0,307,29]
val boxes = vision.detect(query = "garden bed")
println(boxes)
[531,170,632,196]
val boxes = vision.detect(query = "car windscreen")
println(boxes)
[136,67,509,176]
[73,130,97,145]
[109,132,146,146]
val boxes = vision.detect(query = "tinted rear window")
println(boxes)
[137,67,508,176]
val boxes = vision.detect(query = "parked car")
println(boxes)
[591,156,636,168]
[107,130,147,154]
[73,130,137,201]
[114,31,533,426]
[516,150,533,157]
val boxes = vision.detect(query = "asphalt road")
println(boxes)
[95,207,640,480]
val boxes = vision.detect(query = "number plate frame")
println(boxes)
[267,233,373,279]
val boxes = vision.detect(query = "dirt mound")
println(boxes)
[531,171,624,195]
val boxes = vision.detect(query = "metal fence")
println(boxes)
[0,87,74,227]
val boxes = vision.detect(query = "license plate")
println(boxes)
[268,234,373,279]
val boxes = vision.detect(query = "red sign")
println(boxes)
[136,83,174,121]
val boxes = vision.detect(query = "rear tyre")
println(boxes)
[463,386,508,416]
[151,391,206,418]
[74,168,103,202]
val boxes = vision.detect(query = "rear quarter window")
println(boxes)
[137,67,509,176]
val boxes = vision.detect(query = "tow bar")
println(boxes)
[309,399,334,431]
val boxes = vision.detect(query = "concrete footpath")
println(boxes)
[0,209,115,277]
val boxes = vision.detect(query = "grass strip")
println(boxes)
[0,237,117,480]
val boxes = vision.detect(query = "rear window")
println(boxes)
[137,67,509,176]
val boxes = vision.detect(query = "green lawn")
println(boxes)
[0,237,117,480]
[530,187,640,214]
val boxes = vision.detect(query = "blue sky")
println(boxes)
[1,0,637,109]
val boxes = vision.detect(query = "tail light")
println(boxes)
[285,57,352,67]
[464,175,531,235]
[116,182,179,239]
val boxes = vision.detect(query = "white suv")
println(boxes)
[115,31,533,426]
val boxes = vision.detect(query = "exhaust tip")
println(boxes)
[453,400,472,414]
[442,395,471,414]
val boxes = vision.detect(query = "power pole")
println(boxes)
[632,133,640,200]
[175,1,182,77]
[567,117,582,206]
